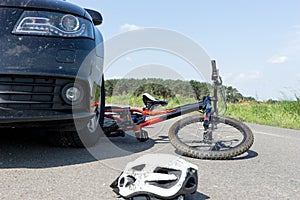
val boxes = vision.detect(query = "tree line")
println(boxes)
[105,78,255,103]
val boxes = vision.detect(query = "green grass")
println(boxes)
[106,95,300,130]
[226,101,300,130]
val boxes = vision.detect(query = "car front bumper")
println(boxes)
[0,111,95,130]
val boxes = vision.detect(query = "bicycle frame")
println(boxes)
[104,100,208,133]
[103,60,222,138]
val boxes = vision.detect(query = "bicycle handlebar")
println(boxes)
[211,60,222,85]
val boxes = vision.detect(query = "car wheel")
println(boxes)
[51,76,105,148]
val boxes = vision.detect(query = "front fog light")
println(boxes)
[66,87,81,101]
[62,84,84,105]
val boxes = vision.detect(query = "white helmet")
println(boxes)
[110,154,198,200]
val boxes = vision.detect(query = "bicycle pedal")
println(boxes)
[105,130,125,137]
[135,129,149,142]
[203,131,212,143]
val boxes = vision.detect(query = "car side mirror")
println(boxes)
[85,8,103,26]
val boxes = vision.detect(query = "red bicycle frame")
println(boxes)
[104,98,210,134]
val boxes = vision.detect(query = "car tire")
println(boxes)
[50,75,105,148]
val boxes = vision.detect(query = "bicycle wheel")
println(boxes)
[168,115,254,159]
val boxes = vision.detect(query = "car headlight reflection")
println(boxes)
[12,11,94,39]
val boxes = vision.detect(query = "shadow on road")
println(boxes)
[0,129,156,169]
[127,192,209,200]
[230,150,259,160]
[86,132,156,161]
[187,192,210,200]
[0,128,258,169]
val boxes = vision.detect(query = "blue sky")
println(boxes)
[70,0,300,100]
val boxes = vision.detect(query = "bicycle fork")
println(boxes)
[203,97,213,143]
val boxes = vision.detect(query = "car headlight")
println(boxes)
[12,11,94,39]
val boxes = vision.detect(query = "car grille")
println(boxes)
[0,75,78,111]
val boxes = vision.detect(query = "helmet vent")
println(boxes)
[119,176,136,188]
[185,177,196,189]
[132,164,146,171]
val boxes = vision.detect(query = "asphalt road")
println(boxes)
[0,117,299,200]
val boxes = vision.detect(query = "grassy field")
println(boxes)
[106,95,300,130]
[226,100,300,130]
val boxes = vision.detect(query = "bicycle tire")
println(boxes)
[168,115,254,159]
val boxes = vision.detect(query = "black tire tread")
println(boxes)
[168,115,254,159]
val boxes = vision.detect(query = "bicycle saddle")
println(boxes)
[142,93,168,110]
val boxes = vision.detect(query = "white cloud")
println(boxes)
[120,23,143,32]
[268,56,289,64]
[237,71,262,81]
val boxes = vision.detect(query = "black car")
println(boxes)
[0,0,105,147]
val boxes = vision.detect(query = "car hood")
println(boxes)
[0,0,89,18]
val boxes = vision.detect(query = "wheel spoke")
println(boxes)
[168,115,254,159]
